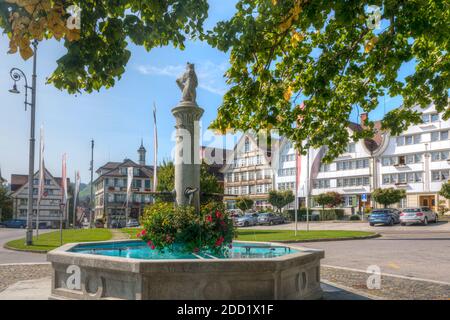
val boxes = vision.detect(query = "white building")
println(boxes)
[377,104,450,210]
[273,104,450,213]
[10,169,69,228]
[222,133,276,210]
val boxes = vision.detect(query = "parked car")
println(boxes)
[235,213,259,227]
[369,209,401,226]
[257,213,285,225]
[126,219,140,228]
[400,207,438,226]
[0,219,27,229]
[94,220,105,228]
[32,222,50,229]
[110,219,126,229]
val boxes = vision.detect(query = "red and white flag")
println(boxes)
[126,167,134,206]
[38,126,45,204]
[153,102,158,192]
[61,153,68,206]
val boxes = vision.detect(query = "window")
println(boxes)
[397,134,421,146]
[345,143,356,153]
[384,172,423,184]
[336,159,369,171]
[422,113,440,123]
[431,151,450,162]
[431,170,450,182]
[244,138,250,153]
[314,179,330,189]
[431,130,449,142]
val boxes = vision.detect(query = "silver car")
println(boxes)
[235,213,259,227]
[400,207,438,226]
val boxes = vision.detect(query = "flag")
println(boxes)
[38,126,45,204]
[61,153,68,206]
[153,102,158,192]
[295,102,306,198]
[126,167,134,206]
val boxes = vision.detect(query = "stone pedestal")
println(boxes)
[172,101,204,211]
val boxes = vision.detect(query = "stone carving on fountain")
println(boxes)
[176,62,198,106]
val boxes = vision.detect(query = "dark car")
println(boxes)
[32,222,50,229]
[369,209,401,226]
[257,213,285,225]
[1,219,27,229]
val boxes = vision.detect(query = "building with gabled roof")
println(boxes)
[93,143,155,227]
[10,169,70,228]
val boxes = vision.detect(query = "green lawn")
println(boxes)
[121,227,143,239]
[236,229,376,242]
[120,228,375,243]
[5,229,113,252]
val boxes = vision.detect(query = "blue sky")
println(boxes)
[0,1,405,184]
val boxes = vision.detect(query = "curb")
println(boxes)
[267,233,381,244]
[3,244,48,254]
[320,279,384,300]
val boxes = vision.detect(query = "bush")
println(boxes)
[139,202,235,255]
[283,209,345,221]
[349,215,361,221]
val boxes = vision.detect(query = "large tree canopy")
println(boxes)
[0,0,209,92]
[207,0,449,161]
[1,1,449,161]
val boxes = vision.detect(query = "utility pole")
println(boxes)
[90,140,94,228]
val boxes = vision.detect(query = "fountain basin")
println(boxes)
[47,239,324,300]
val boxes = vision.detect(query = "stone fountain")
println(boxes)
[46,63,324,300]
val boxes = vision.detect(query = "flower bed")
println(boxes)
[138,202,235,255]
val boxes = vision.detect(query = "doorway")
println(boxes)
[420,195,436,211]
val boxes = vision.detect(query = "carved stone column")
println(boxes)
[172,101,204,212]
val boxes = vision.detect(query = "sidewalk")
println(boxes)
[0,277,372,300]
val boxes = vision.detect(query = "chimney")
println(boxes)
[360,113,368,127]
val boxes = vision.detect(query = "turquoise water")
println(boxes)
[70,241,298,260]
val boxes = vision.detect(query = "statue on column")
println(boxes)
[176,63,198,104]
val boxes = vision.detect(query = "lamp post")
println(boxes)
[8,40,39,246]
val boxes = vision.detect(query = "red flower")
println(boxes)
[147,240,153,247]
[215,210,222,219]
[215,236,225,247]
[193,247,199,253]
[137,229,147,238]
[151,245,156,250]
[206,215,213,223]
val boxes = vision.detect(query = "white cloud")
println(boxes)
[136,61,229,96]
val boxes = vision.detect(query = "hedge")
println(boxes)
[283,209,345,221]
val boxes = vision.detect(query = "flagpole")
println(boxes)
[306,141,310,232]
[294,149,298,236]
[72,171,76,229]
[153,102,158,202]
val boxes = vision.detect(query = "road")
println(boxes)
[0,228,49,264]
[286,222,450,284]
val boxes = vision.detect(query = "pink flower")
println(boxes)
[147,240,153,247]
[193,247,199,253]
[206,215,213,223]
[151,245,156,250]
[215,211,222,219]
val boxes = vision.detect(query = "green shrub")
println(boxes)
[283,209,345,221]
[349,215,361,221]
[139,202,235,255]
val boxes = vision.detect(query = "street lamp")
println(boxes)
[8,40,39,246]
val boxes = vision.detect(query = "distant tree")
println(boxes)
[439,182,450,201]
[315,192,343,211]
[236,197,254,212]
[0,185,13,221]
[155,161,223,204]
[372,188,406,208]
[268,190,295,213]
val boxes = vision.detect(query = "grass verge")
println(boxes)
[121,228,377,243]
[236,229,377,242]
[5,229,113,253]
